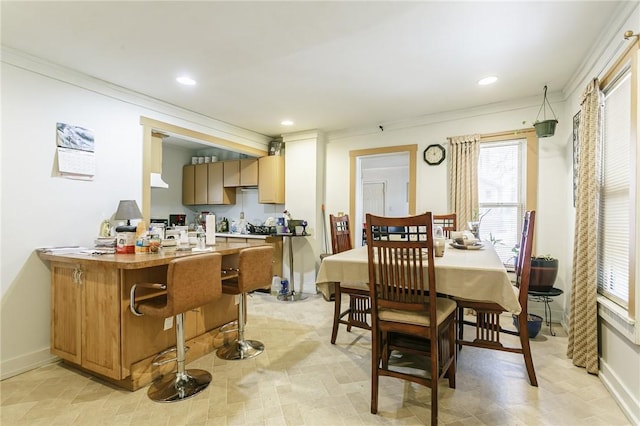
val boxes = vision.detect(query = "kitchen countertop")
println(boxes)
[216,232,279,240]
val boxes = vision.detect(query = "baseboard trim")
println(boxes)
[1,348,58,380]
[600,357,640,425]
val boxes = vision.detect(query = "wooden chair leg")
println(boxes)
[457,306,464,350]
[346,296,355,332]
[448,322,456,389]
[331,284,342,344]
[430,338,438,425]
[518,315,538,386]
[371,327,380,414]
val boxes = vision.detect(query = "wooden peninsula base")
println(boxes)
[38,242,260,391]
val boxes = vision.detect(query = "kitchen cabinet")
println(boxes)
[50,262,121,379]
[207,162,236,205]
[259,155,285,204]
[240,158,258,186]
[223,160,240,187]
[183,163,235,205]
[224,158,258,187]
[182,164,195,205]
[182,163,208,205]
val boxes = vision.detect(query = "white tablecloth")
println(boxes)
[316,244,521,314]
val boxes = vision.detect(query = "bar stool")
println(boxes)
[217,245,274,360]
[129,253,222,402]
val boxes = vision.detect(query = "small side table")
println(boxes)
[527,287,563,336]
[277,233,308,301]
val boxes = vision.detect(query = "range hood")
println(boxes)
[150,172,169,188]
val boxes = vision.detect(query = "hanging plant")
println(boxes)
[533,85,558,138]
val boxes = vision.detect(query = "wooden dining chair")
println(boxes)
[365,212,456,425]
[328,214,371,344]
[455,210,538,386]
[433,213,457,238]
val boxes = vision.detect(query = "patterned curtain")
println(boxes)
[567,78,602,374]
[447,134,480,228]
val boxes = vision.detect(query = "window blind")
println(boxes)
[598,69,631,307]
[478,140,524,266]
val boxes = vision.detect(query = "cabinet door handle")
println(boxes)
[73,268,83,285]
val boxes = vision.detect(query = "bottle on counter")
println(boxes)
[280,278,289,296]
[271,275,281,296]
[196,225,206,249]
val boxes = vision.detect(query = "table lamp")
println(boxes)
[114,200,142,231]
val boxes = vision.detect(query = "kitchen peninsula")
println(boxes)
[38,242,263,391]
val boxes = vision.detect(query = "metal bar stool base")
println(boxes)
[217,339,264,360]
[147,370,212,403]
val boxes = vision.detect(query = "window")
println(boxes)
[477,139,526,266]
[598,63,632,308]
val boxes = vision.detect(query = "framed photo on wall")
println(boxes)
[573,111,580,207]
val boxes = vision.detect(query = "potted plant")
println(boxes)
[512,313,543,338]
[529,254,558,292]
[529,85,559,138]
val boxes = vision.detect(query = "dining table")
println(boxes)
[316,243,521,314]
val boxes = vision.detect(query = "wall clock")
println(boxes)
[423,144,446,165]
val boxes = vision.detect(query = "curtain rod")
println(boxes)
[596,30,638,79]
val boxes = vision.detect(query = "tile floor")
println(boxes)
[0,292,632,425]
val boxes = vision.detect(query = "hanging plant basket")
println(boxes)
[532,85,558,138]
[534,119,558,138]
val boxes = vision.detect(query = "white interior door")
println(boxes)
[362,181,386,224]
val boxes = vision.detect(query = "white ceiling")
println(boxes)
[1,1,630,139]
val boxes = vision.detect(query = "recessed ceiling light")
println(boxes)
[176,76,196,86]
[281,120,294,126]
[478,76,498,86]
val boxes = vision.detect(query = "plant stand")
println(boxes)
[527,287,564,336]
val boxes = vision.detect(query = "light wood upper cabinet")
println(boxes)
[259,156,285,204]
[182,164,195,205]
[240,158,258,186]
[223,158,258,187]
[194,163,208,204]
[207,162,236,205]
[223,161,240,187]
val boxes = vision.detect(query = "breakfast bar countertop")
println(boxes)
[37,241,259,269]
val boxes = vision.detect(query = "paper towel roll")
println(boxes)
[206,214,216,246]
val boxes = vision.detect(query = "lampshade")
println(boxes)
[114,200,142,225]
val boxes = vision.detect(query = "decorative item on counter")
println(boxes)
[195,225,206,250]
[217,217,229,232]
[196,211,209,229]
[280,278,289,296]
[271,275,281,296]
[178,230,190,249]
[206,214,216,245]
[161,238,177,253]
[114,199,142,228]
[135,236,150,254]
[149,237,161,253]
[99,220,111,237]
[115,227,136,253]
[283,210,292,225]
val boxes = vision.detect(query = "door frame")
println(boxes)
[349,145,417,246]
